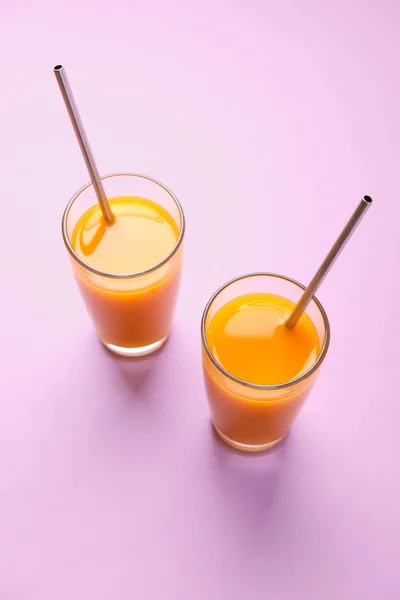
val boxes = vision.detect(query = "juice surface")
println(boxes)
[71,195,179,274]
[206,293,321,386]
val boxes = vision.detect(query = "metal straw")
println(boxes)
[53,65,114,224]
[286,196,373,329]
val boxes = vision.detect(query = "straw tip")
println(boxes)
[363,195,373,204]
[53,64,63,72]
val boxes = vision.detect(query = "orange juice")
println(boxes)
[203,290,324,450]
[68,194,183,354]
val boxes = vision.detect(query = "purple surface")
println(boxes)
[0,1,399,598]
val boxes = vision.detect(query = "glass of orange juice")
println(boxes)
[62,173,184,357]
[201,273,330,452]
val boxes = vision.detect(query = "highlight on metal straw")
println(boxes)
[285,195,373,329]
[53,64,114,224]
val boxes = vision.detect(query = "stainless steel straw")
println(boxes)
[53,65,114,224]
[286,196,373,329]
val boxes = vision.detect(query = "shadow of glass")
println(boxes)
[206,422,293,546]
[99,335,172,401]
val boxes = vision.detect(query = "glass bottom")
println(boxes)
[100,335,168,357]
[214,425,284,453]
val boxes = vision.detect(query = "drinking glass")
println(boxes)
[62,173,185,357]
[201,273,330,451]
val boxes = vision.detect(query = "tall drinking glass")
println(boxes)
[63,173,185,357]
[201,273,330,452]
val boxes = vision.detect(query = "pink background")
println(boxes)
[1,1,399,598]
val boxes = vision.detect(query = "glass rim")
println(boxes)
[62,172,185,279]
[201,272,331,391]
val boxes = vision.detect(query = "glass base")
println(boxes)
[214,425,284,453]
[100,335,168,357]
